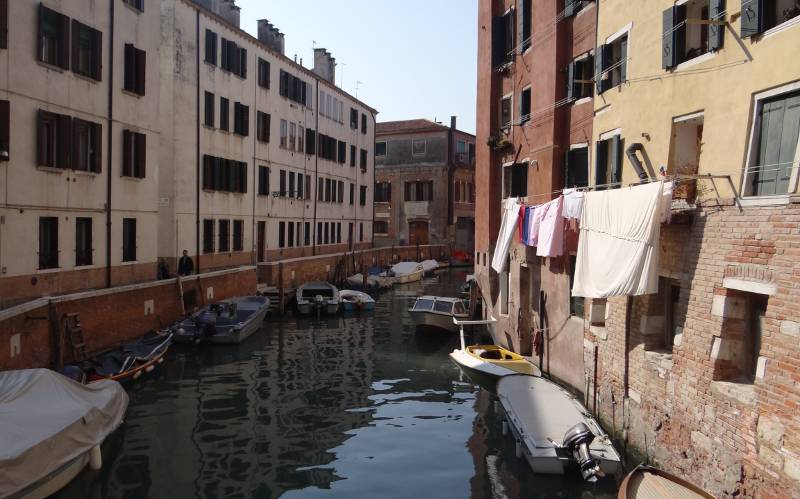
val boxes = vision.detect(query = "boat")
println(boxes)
[339,289,376,312]
[346,273,393,291]
[65,330,173,383]
[408,296,470,332]
[618,465,714,499]
[390,261,425,284]
[172,295,270,344]
[450,345,538,378]
[420,259,439,276]
[0,369,128,498]
[296,281,340,315]
[498,374,622,481]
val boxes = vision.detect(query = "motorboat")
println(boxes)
[346,273,393,291]
[497,374,622,481]
[390,262,425,284]
[296,281,340,315]
[450,345,538,378]
[420,259,438,276]
[339,289,376,312]
[408,296,469,333]
[64,330,172,383]
[618,465,714,499]
[0,369,128,498]
[172,295,270,344]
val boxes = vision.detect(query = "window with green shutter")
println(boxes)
[749,91,800,196]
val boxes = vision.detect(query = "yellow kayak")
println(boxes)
[450,344,538,378]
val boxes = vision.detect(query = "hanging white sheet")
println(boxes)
[562,188,584,220]
[572,181,664,298]
[491,198,521,273]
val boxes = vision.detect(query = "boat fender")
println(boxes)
[145,365,155,373]
[501,420,508,436]
[89,445,102,470]
[177,327,185,335]
[562,422,603,481]
[133,370,142,380]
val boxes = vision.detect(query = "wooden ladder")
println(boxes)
[63,313,87,362]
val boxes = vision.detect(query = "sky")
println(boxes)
[236,0,478,134]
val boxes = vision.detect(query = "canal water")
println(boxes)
[60,269,618,499]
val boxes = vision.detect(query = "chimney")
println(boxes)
[192,0,240,28]
[313,48,336,85]
[450,116,457,130]
[257,19,285,55]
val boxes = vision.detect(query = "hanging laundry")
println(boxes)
[526,205,544,247]
[562,188,584,220]
[518,204,527,242]
[491,197,521,273]
[522,205,533,245]
[536,197,564,258]
[572,181,664,298]
[660,181,674,223]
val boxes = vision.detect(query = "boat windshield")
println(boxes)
[453,301,466,315]
[302,288,334,299]
[433,300,453,314]
[413,298,435,311]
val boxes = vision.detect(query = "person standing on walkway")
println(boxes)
[178,250,194,276]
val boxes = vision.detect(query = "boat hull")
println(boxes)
[172,296,270,344]
[395,269,424,284]
[449,347,537,379]
[16,452,89,499]
[409,310,465,333]
[618,465,714,499]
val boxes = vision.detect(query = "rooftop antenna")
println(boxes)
[339,62,346,88]
[355,80,363,98]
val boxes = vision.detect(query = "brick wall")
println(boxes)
[583,200,800,497]
[0,267,257,371]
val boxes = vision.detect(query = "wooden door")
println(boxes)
[408,221,429,245]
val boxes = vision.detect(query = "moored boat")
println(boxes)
[65,330,173,384]
[339,289,376,312]
[450,344,538,378]
[618,465,714,499]
[498,374,622,481]
[296,281,340,315]
[391,262,425,284]
[0,369,128,498]
[420,259,439,276]
[172,295,270,344]
[408,296,469,333]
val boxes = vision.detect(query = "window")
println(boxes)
[337,223,342,243]
[350,108,358,129]
[324,223,329,244]
[349,183,355,205]
[374,221,389,234]
[504,162,528,197]
[0,0,6,49]
[278,221,285,248]
[278,70,308,105]
[325,178,332,202]
[595,135,623,188]
[565,146,589,188]
[232,220,243,251]
[72,119,102,173]
[289,171,295,197]
[741,0,800,37]
[305,176,311,200]
[221,38,247,78]
[376,141,386,156]
[37,110,71,169]
[491,8,515,67]
[202,156,247,193]
[122,218,136,262]
[304,222,310,246]
[596,34,626,94]
[519,87,531,125]
[123,44,146,96]
[75,217,92,266]
[204,92,215,127]
[72,21,102,81]
[567,54,594,100]
[123,0,144,12]
[280,119,287,148]
[361,113,367,134]
[662,1,723,69]
[663,278,682,349]
[569,255,584,317]
[317,222,322,245]
[218,219,230,252]
[220,97,230,131]
[306,128,316,155]
[336,180,343,203]
[203,219,214,253]
[318,178,324,201]
[411,139,426,156]
[375,181,391,202]
[122,130,146,178]
[39,6,69,69]
[297,173,304,198]
[360,148,368,172]
[404,181,433,201]
[0,100,8,161]
[289,122,296,150]
[287,222,294,247]
[298,126,305,152]
[519,0,531,52]
[258,165,269,195]
[258,58,270,88]
[279,170,286,196]
[233,103,249,136]
[205,29,217,65]
[746,90,800,197]
[359,223,364,242]
[38,217,59,269]
[350,145,357,167]
[338,140,346,163]
[500,95,512,129]
[256,111,270,143]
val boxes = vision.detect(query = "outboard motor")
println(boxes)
[194,309,218,343]
[562,422,603,481]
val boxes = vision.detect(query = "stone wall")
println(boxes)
[583,200,800,497]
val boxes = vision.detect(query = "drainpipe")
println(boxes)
[195,11,201,272]
[312,78,319,256]
[625,143,649,181]
[447,116,456,237]
[105,0,115,288]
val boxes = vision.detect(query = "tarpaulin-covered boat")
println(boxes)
[339,289,376,312]
[66,330,172,383]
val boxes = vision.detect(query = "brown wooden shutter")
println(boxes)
[124,44,134,91]
[0,100,8,161]
[56,114,71,169]
[92,28,102,80]
[122,130,132,176]
[58,12,70,69]
[135,132,145,178]
[92,121,102,173]
[71,20,79,74]
[135,48,146,95]
[0,0,8,50]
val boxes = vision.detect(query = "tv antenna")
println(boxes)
[355,80,363,98]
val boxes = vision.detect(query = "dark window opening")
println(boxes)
[304,222,310,246]
[504,162,528,198]
[567,54,595,100]
[349,183,355,205]
[72,118,102,173]
[375,181,391,202]
[218,219,230,252]
[374,220,389,234]
[75,217,92,266]
[233,102,249,136]
[361,113,367,134]
[279,69,308,105]
[360,148,368,172]
[350,108,358,129]
[596,35,627,94]
[257,111,270,143]
[203,219,214,253]
[519,87,531,125]
[220,38,247,78]
[258,165,270,195]
[123,44,146,96]
[39,5,70,69]
[404,181,433,201]
[595,135,623,189]
[71,20,102,81]
[287,221,294,247]
[491,8,515,67]
[258,58,270,88]
[376,141,386,156]
[122,130,146,178]
[205,29,217,65]
[37,110,71,169]
[122,218,136,262]
[204,91,215,127]
[565,147,589,188]
[220,97,230,131]
[500,96,512,129]
[202,155,247,193]
[519,0,531,52]
[233,220,243,251]
[338,140,347,164]
[569,255,584,317]
[39,216,59,269]
[0,100,8,161]
[278,221,285,248]
[280,170,286,197]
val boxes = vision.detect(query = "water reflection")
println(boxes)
[57,269,617,499]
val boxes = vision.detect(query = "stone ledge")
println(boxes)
[589,325,607,340]
[710,380,756,406]
[644,350,674,378]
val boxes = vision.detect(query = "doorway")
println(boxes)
[408,221,429,245]
[669,113,704,201]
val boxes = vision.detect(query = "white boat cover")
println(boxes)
[420,260,438,272]
[572,181,663,298]
[0,369,129,497]
[391,261,421,275]
[339,289,375,303]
